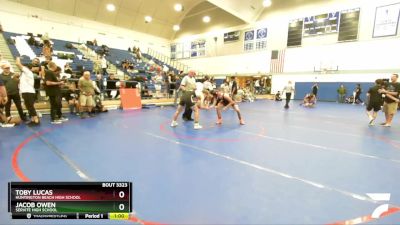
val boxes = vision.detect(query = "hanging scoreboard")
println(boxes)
[9,182,132,220]
[287,19,303,47]
[338,8,360,41]
[303,12,339,37]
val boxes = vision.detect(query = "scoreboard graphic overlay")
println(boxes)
[8,182,132,220]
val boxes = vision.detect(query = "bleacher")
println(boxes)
[3,32,23,58]
[3,32,94,73]
[3,32,188,99]
[106,48,136,67]
[85,44,169,94]
[142,52,180,75]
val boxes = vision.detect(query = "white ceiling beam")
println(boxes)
[206,0,263,23]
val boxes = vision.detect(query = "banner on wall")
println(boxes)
[244,30,255,41]
[256,28,268,39]
[224,31,240,42]
[373,3,400,38]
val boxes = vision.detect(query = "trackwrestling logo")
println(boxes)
[367,193,391,219]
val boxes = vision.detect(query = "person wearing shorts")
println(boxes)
[78,71,95,119]
[366,79,384,126]
[379,74,400,127]
[212,90,245,125]
[171,71,202,129]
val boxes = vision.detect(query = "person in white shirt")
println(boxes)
[171,70,202,129]
[101,55,108,76]
[203,75,213,91]
[16,57,40,126]
[282,81,295,109]
[220,79,230,94]
[254,79,260,94]
[153,71,163,98]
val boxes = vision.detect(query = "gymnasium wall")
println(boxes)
[175,0,400,79]
[0,0,170,55]
[293,82,374,102]
[272,73,391,101]
[179,51,271,75]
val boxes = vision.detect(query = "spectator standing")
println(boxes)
[153,71,163,98]
[231,76,238,98]
[95,74,104,96]
[354,84,364,105]
[312,83,319,98]
[0,76,6,103]
[337,84,347,103]
[0,63,26,121]
[101,55,108,76]
[78,71,96,118]
[366,79,384,126]
[168,73,176,98]
[44,62,68,124]
[16,57,39,126]
[174,74,182,106]
[266,76,272,94]
[42,40,53,58]
[106,73,120,99]
[254,79,260,94]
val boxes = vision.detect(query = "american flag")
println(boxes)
[270,49,285,73]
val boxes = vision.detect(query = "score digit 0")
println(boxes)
[119,191,125,199]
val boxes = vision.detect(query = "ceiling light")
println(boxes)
[174,4,183,12]
[203,16,211,23]
[173,25,180,31]
[106,3,116,11]
[263,0,272,7]
[145,16,152,23]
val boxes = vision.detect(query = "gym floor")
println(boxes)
[1,100,400,225]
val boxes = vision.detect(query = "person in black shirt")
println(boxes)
[95,74,104,93]
[106,73,120,99]
[44,62,68,124]
[379,74,400,127]
[41,56,52,70]
[0,78,7,105]
[30,58,42,100]
[312,83,319,98]
[354,84,363,105]
[231,76,238,98]
[0,64,26,121]
[366,79,384,126]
